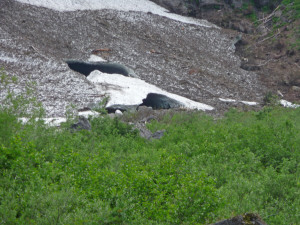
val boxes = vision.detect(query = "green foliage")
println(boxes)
[93,96,109,115]
[1,70,300,224]
[263,92,279,106]
[282,0,300,18]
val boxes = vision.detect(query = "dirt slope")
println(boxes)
[0,0,266,116]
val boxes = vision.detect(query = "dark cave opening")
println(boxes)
[65,60,134,77]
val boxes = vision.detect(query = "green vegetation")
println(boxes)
[1,73,300,224]
[282,0,300,18]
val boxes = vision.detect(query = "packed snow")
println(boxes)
[219,98,236,103]
[219,98,259,106]
[280,100,300,109]
[88,55,107,62]
[87,70,214,111]
[18,117,67,126]
[16,0,215,28]
[240,101,258,106]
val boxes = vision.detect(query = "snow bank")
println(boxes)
[16,0,215,27]
[87,70,214,111]
[18,117,67,126]
[280,100,300,109]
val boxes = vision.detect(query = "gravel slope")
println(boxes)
[0,0,265,116]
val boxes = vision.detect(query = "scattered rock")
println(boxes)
[106,104,138,113]
[71,116,91,131]
[134,122,153,139]
[151,129,166,139]
[212,213,267,225]
[140,115,156,124]
[241,62,260,71]
[292,86,300,92]
[134,121,165,140]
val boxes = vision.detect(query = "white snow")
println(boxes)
[280,100,300,109]
[219,98,236,103]
[16,0,215,28]
[88,55,107,62]
[219,98,259,106]
[18,111,99,127]
[87,70,214,111]
[240,101,258,106]
[18,117,67,126]
[78,110,100,118]
[0,54,18,63]
[115,109,123,115]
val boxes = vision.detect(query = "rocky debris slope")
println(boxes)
[1,0,266,117]
[150,0,300,104]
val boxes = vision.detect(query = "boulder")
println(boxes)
[151,130,166,139]
[71,116,91,131]
[212,213,267,225]
[141,93,183,109]
[106,104,139,113]
[134,122,153,139]
[134,122,165,140]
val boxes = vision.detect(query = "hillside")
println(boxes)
[1,0,300,224]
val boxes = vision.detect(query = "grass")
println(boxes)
[1,109,299,223]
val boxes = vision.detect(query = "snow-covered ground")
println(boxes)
[16,0,215,28]
[87,70,214,111]
[219,98,258,106]
[280,100,300,109]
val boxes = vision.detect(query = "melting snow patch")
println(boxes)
[16,0,215,28]
[78,110,100,118]
[280,100,300,108]
[88,55,107,62]
[219,98,236,103]
[87,70,214,111]
[18,117,67,126]
[240,101,258,106]
[0,54,18,63]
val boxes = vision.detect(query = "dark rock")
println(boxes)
[65,60,137,78]
[151,130,166,139]
[252,0,277,10]
[134,122,153,139]
[71,116,91,131]
[140,115,156,124]
[134,122,165,140]
[140,93,183,109]
[212,213,267,225]
[241,62,260,71]
[106,104,139,113]
[137,105,153,113]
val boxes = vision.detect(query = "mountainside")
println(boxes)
[0,0,270,117]
[151,0,300,104]
[1,1,300,224]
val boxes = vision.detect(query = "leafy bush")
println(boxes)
[0,70,299,224]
